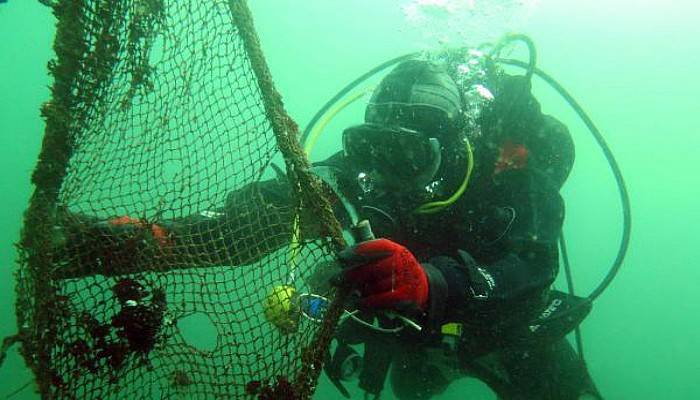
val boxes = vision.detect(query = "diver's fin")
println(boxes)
[324,346,352,398]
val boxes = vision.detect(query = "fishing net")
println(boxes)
[14,1,345,398]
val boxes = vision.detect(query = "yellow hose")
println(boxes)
[304,87,375,157]
[413,136,474,214]
[289,87,374,280]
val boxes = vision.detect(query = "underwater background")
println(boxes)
[0,0,698,398]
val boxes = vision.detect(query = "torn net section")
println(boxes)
[16,1,344,398]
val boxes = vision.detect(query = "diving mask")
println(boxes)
[342,123,442,192]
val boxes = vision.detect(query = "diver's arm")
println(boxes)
[54,175,325,278]
[424,172,564,327]
[161,177,301,266]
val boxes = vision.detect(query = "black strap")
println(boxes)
[358,333,393,396]
[421,262,448,334]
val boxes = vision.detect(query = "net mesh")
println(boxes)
[15,1,345,398]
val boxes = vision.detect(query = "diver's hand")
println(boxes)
[338,239,428,312]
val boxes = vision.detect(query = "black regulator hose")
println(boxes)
[489,33,537,82]
[487,34,539,136]
[560,231,586,358]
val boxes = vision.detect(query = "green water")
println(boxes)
[1,0,698,398]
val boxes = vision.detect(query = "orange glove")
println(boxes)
[108,216,171,248]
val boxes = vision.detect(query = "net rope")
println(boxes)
[15,1,345,398]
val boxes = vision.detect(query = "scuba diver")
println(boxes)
[54,41,628,399]
[308,56,602,400]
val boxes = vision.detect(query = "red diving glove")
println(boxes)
[338,238,428,312]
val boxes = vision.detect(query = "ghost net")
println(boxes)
[14,1,346,398]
